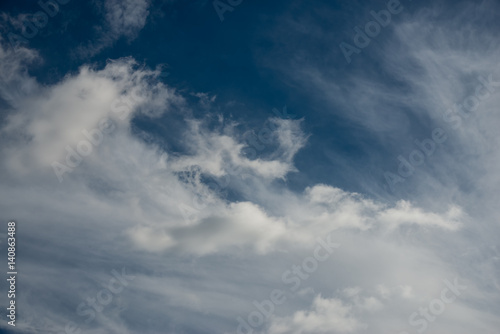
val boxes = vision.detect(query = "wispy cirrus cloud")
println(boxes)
[75,0,151,58]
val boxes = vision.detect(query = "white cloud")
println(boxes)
[0,37,39,107]
[1,57,178,178]
[268,295,366,334]
[105,0,150,39]
[76,0,151,57]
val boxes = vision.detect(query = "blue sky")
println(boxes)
[0,0,500,333]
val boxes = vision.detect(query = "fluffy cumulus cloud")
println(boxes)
[1,1,500,333]
[1,57,176,179]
